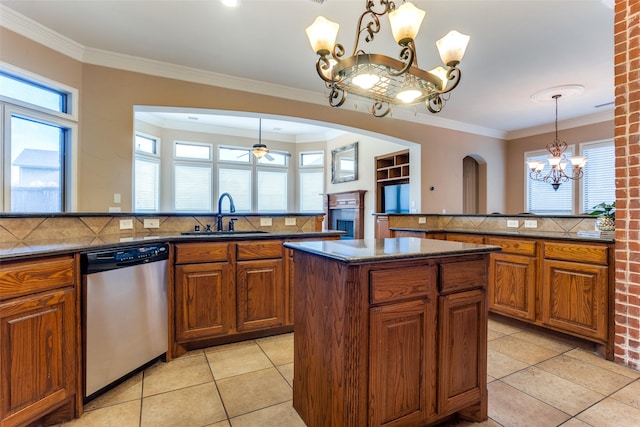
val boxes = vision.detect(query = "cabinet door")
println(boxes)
[445,234,485,244]
[0,288,77,427]
[541,259,608,341]
[236,259,285,332]
[174,262,235,342]
[375,215,390,238]
[489,253,537,321]
[438,289,487,420]
[369,298,437,426]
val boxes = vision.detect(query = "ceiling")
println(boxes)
[0,0,615,140]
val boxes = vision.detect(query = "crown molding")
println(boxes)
[505,110,614,140]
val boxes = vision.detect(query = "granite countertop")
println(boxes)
[0,231,344,261]
[284,237,501,264]
[390,227,615,243]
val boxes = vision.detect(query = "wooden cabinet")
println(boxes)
[174,242,234,344]
[369,299,436,426]
[541,242,609,342]
[439,289,487,419]
[292,248,490,426]
[375,215,390,238]
[174,262,235,342]
[488,237,537,321]
[0,255,78,427]
[236,240,285,332]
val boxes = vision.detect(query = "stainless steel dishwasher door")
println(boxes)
[84,256,168,398]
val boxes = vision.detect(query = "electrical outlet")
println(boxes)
[144,218,160,228]
[507,220,519,228]
[285,217,296,226]
[524,219,538,228]
[260,217,272,227]
[418,217,427,224]
[119,219,133,230]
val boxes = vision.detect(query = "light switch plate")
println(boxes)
[113,193,121,204]
[524,219,538,228]
[144,218,160,228]
[119,219,133,230]
[260,217,272,227]
[507,220,519,228]
[285,217,296,226]
[418,217,427,224]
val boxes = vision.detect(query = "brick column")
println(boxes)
[614,0,640,369]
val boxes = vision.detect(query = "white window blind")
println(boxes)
[134,156,159,211]
[257,170,288,211]
[582,141,615,213]
[525,149,573,214]
[299,170,324,212]
[218,168,252,212]
[174,163,212,211]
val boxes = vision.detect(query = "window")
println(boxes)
[582,140,615,213]
[218,168,252,212]
[174,163,212,211]
[134,132,160,211]
[300,151,324,167]
[257,151,289,166]
[299,171,324,212]
[525,148,574,214]
[173,141,214,211]
[0,69,77,212]
[299,151,324,212]
[257,170,288,211]
[219,146,251,163]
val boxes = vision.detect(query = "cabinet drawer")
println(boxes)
[369,265,436,304]
[175,242,230,264]
[488,237,536,256]
[0,255,75,300]
[440,258,488,293]
[445,233,485,244]
[237,240,283,260]
[544,242,608,265]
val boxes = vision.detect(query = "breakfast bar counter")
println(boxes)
[284,237,500,426]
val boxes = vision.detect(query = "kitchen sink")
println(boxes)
[180,230,269,236]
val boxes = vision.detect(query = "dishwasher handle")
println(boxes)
[83,243,169,274]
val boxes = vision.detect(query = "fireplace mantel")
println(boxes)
[325,190,366,239]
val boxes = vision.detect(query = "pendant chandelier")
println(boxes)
[305,0,470,118]
[527,94,587,191]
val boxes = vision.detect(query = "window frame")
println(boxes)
[133,132,161,212]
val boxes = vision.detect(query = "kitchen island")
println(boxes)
[284,237,500,427]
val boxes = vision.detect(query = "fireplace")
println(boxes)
[326,190,366,240]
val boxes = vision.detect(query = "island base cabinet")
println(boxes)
[0,288,77,427]
[541,259,608,341]
[438,289,487,420]
[369,299,437,426]
[174,263,235,342]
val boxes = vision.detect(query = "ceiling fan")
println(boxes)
[250,119,291,161]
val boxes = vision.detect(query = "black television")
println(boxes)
[383,183,410,213]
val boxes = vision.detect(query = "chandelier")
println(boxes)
[527,94,587,191]
[305,0,470,118]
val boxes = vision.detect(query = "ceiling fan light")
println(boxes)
[388,2,425,45]
[306,16,339,55]
[436,30,470,66]
[252,144,268,159]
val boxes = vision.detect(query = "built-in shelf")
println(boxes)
[375,149,410,213]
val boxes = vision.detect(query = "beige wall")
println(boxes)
[505,121,614,213]
[1,27,508,215]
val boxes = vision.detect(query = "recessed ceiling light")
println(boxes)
[221,0,240,7]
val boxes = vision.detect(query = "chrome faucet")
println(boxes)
[216,193,236,231]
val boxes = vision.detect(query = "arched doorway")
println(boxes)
[463,155,487,214]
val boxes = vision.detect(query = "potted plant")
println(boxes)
[590,201,615,231]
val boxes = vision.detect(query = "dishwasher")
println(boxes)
[82,242,169,400]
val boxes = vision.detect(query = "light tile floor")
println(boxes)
[60,316,640,427]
